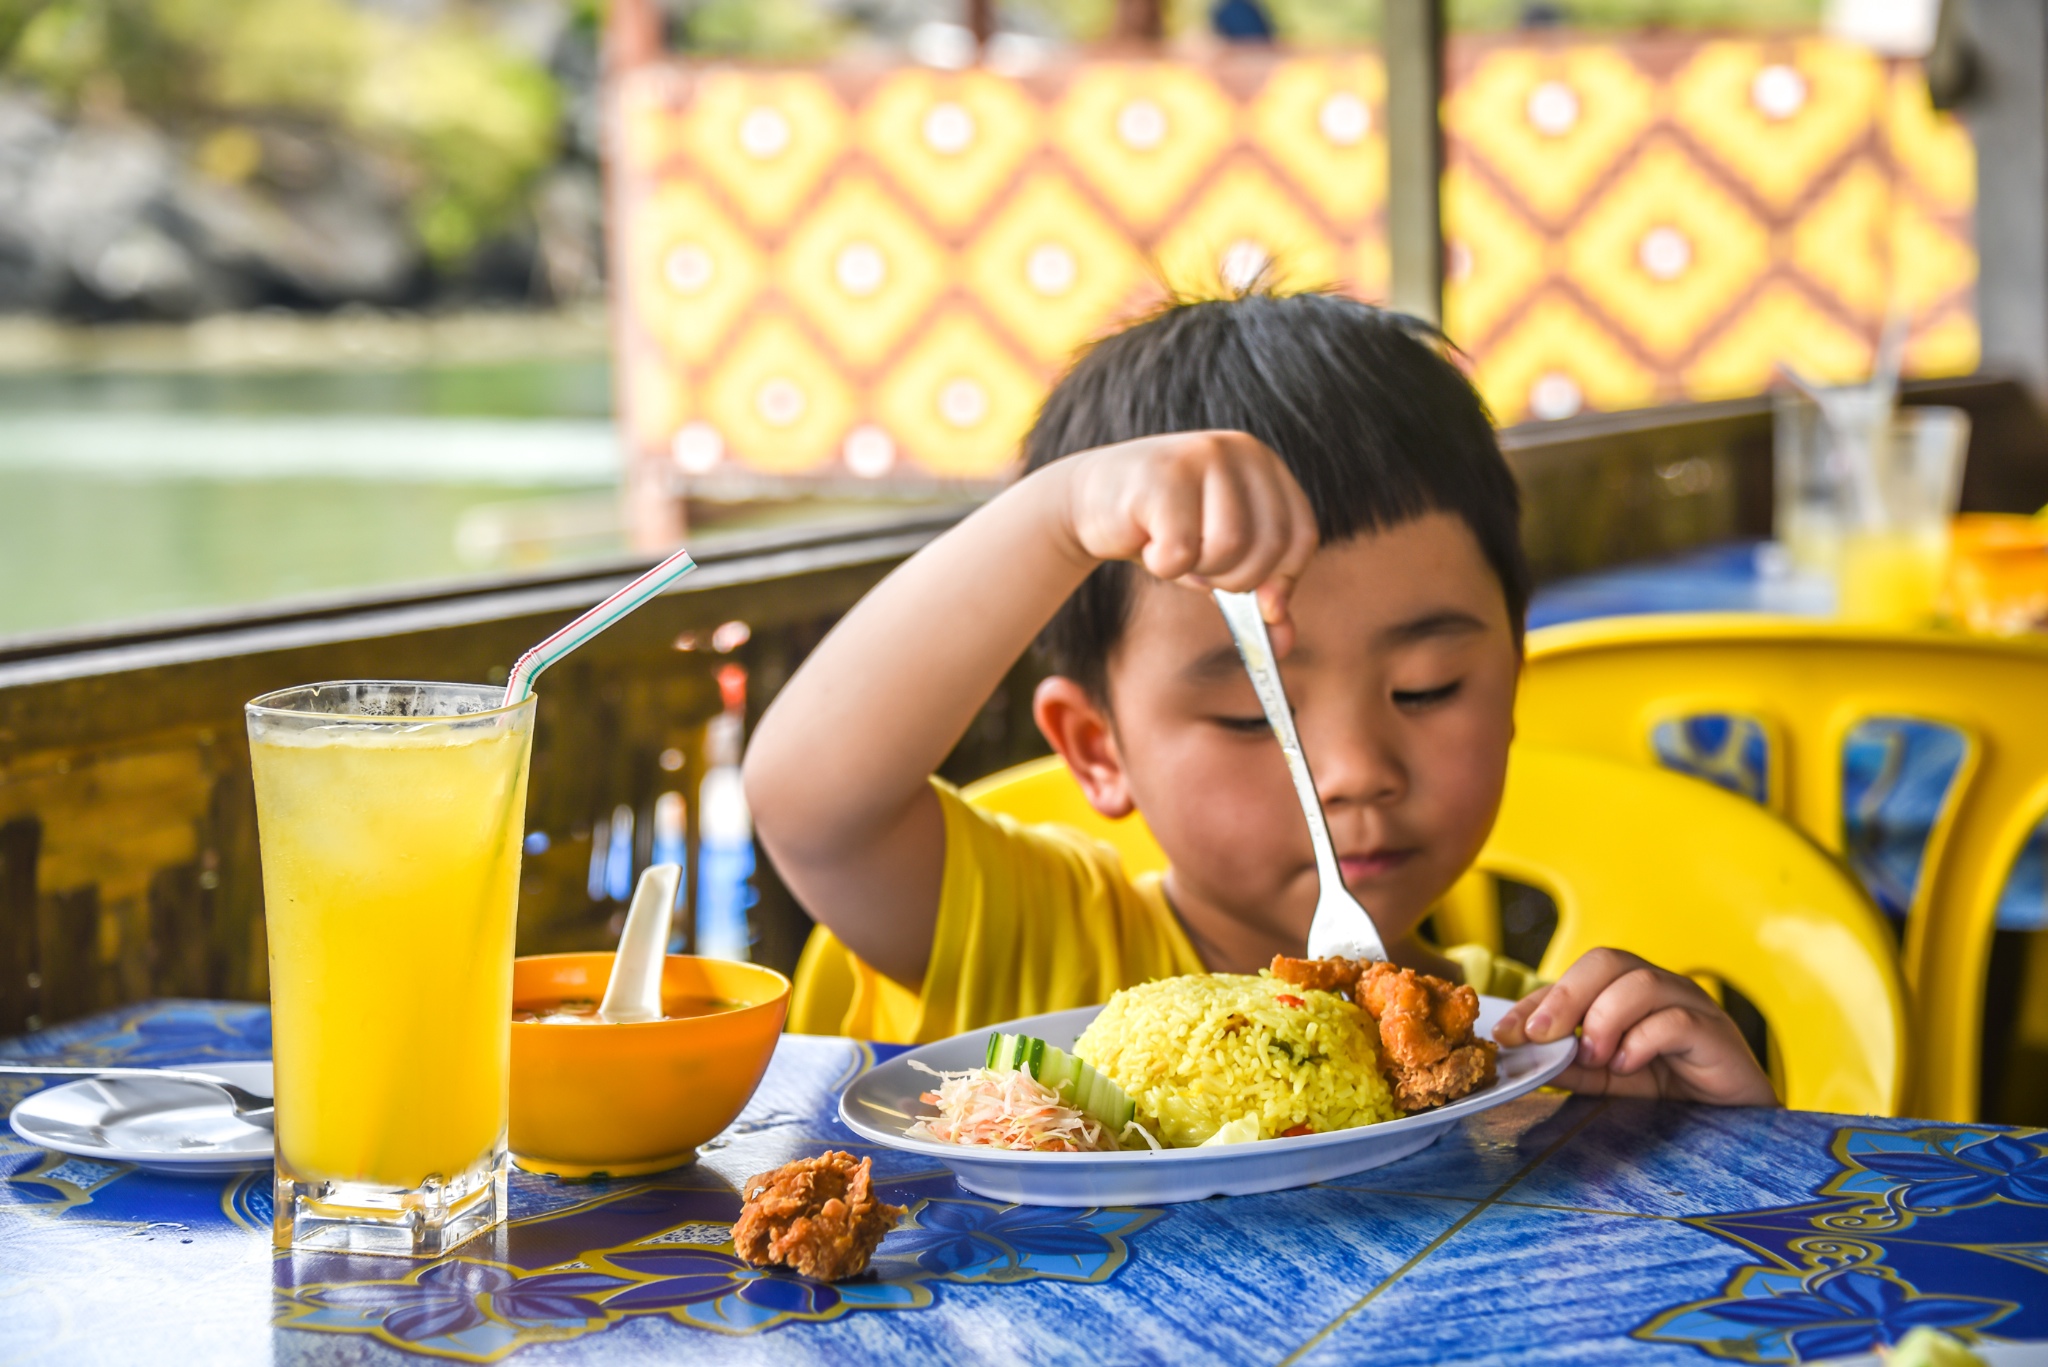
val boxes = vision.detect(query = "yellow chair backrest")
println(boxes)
[964,747,1907,1116]
[1515,612,2048,1120]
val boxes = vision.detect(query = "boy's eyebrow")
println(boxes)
[1181,610,1485,682]
[1182,643,1256,683]
[1379,610,1488,645]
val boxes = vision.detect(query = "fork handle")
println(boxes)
[1212,592,1347,875]
[1212,591,1388,962]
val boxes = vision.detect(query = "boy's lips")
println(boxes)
[1338,848,1415,881]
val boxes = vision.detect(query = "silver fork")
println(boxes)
[1213,589,1389,963]
[0,1064,275,1129]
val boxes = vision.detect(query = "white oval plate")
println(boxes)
[841,997,1573,1206]
[8,1062,275,1176]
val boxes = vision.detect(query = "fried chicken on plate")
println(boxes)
[1270,955,1499,1111]
[732,1150,904,1282]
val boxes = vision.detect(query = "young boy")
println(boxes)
[746,292,1775,1108]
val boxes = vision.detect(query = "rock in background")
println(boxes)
[0,0,605,318]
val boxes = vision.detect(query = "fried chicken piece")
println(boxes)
[1357,961,1480,1070]
[1387,1039,1499,1111]
[1273,956,1496,1111]
[1269,954,1365,1000]
[732,1151,904,1282]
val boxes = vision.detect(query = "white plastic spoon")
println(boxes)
[1212,590,1388,963]
[599,863,683,1024]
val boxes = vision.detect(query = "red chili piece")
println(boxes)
[1276,994,1305,1009]
[1281,1123,1314,1137]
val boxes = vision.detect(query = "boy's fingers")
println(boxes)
[1252,456,1318,631]
[1276,466,1320,582]
[1192,461,1262,582]
[1261,609,1297,659]
[1612,1006,1777,1106]
[1605,1004,1736,1082]
[1136,465,1206,581]
[1210,455,1305,586]
[1521,947,1650,1043]
[1606,1005,1702,1076]
[1492,984,1553,1046]
[1577,963,1707,1070]
[1256,579,1297,632]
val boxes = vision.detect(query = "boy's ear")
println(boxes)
[1031,676,1136,819]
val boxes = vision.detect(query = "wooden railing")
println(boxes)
[1,377,2040,1036]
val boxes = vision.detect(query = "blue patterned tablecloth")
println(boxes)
[3,1001,2045,1365]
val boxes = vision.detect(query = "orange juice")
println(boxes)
[248,682,533,1256]
[1839,528,1950,627]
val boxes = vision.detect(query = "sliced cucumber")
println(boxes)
[1075,1054,1137,1131]
[1034,1046,1081,1100]
[985,1032,1046,1075]
[978,1032,1138,1131]
[982,1031,1136,1131]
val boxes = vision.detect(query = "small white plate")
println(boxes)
[8,1062,275,1176]
[841,997,1573,1206]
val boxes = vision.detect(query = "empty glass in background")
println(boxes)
[248,681,536,1258]
[1773,395,1971,627]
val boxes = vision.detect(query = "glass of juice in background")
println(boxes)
[1836,407,1971,628]
[248,681,535,1256]
[1774,396,1970,628]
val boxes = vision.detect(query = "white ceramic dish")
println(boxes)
[841,996,1574,1207]
[8,1062,275,1176]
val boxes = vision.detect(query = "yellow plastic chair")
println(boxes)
[946,747,1906,1115]
[1512,612,2048,1121]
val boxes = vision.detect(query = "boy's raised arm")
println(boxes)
[743,432,1316,989]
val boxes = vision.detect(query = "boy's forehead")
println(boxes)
[1115,513,1505,671]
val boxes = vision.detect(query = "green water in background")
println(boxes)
[0,359,627,640]
[0,360,616,420]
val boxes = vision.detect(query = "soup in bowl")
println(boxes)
[509,953,789,1177]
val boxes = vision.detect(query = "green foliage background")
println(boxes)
[0,0,563,263]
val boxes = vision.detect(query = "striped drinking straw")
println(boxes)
[502,545,699,706]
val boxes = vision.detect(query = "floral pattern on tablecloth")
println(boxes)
[273,1171,1161,1359]
[1637,1124,2048,1362]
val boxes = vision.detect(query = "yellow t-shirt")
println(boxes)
[788,779,1539,1044]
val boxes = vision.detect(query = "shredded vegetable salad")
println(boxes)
[906,1061,1140,1153]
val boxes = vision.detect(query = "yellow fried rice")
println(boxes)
[1072,973,1399,1147]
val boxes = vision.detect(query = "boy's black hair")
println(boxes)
[1024,291,1528,703]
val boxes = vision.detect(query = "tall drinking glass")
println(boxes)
[248,682,535,1257]
[1774,395,1971,625]
[1836,407,1971,626]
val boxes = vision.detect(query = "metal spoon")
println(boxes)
[598,862,683,1024]
[1212,590,1388,963]
[0,1065,274,1129]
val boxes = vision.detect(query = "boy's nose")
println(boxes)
[1304,713,1407,811]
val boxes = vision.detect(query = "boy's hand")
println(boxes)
[1059,431,1318,637]
[1493,948,1778,1107]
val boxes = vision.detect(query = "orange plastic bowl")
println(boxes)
[509,953,789,1178]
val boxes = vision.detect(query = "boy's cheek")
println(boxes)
[1130,735,1315,892]
[1400,709,1515,907]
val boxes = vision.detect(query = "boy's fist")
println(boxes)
[1493,947,1779,1107]
[1057,431,1319,634]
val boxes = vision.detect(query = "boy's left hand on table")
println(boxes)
[1493,948,1779,1107]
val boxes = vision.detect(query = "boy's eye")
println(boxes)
[1212,715,1272,734]
[1392,680,1462,710]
